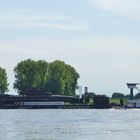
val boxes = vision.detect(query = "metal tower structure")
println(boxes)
[127,83,140,100]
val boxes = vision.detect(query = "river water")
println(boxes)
[0,109,140,140]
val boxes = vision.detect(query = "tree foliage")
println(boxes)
[0,67,9,94]
[112,92,125,98]
[135,93,140,99]
[87,92,96,98]
[14,59,79,96]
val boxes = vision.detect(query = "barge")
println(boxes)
[0,89,110,109]
[0,89,85,109]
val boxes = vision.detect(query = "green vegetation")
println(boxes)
[0,67,9,94]
[88,92,96,98]
[112,92,125,98]
[110,98,128,105]
[0,59,139,104]
[86,92,96,104]
[134,93,140,99]
[111,92,140,104]
[14,59,79,95]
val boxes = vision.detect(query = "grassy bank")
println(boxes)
[110,98,128,105]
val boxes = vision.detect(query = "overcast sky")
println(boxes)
[1,0,140,96]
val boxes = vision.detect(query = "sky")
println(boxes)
[1,0,140,96]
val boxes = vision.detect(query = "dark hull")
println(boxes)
[0,104,94,109]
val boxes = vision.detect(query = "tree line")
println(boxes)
[1,59,140,99]
[85,92,140,100]
[111,92,140,99]
[0,59,79,96]
[0,67,9,94]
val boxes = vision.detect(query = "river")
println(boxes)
[0,109,140,140]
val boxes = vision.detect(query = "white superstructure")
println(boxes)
[127,100,140,108]
[17,102,64,106]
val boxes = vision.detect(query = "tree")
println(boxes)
[35,60,49,91]
[63,64,79,96]
[112,92,125,98]
[47,60,66,95]
[0,67,9,94]
[47,60,79,95]
[125,94,130,99]
[14,59,80,96]
[135,93,140,99]
[14,59,36,94]
[87,92,96,98]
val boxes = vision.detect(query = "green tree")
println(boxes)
[47,60,79,95]
[14,59,37,94]
[0,67,9,94]
[87,92,96,98]
[35,60,49,91]
[125,94,130,99]
[112,92,125,98]
[47,60,66,95]
[14,59,79,96]
[135,93,140,99]
[63,64,79,96]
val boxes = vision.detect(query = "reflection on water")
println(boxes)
[0,109,140,140]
